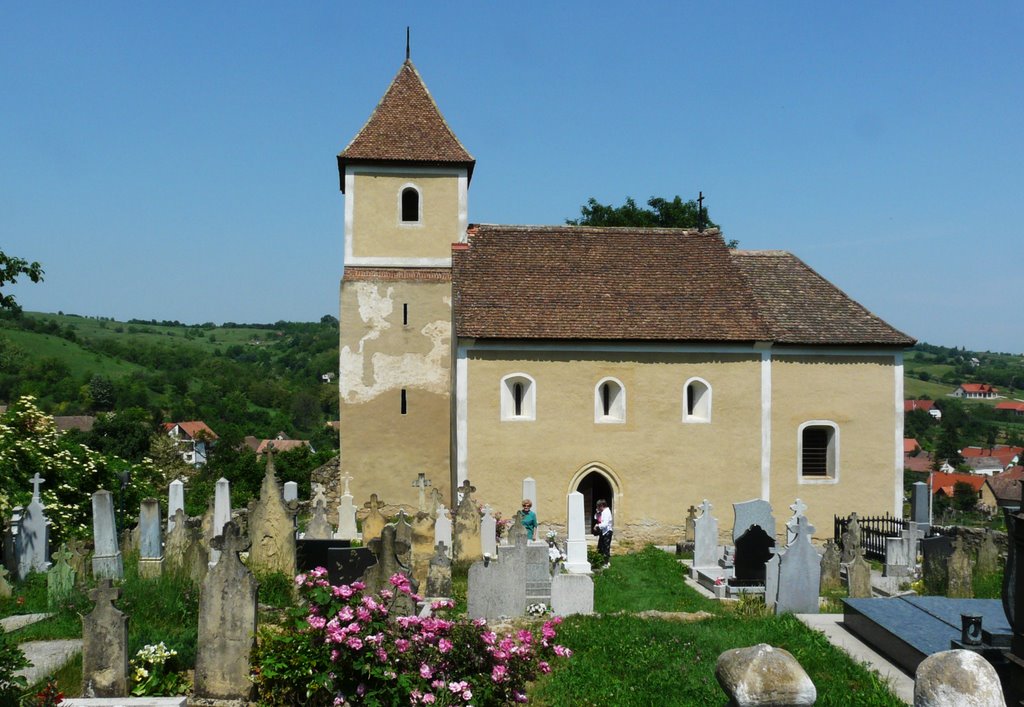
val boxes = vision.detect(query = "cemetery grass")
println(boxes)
[530,547,901,706]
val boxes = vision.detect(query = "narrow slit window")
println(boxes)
[401,187,420,222]
[686,384,696,416]
[594,378,625,423]
[500,374,536,421]
[683,378,712,423]
[602,384,612,416]
[400,389,407,415]
[513,382,524,416]
[403,303,408,326]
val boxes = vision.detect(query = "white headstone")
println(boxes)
[434,506,453,558]
[775,516,822,615]
[522,477,537,518]
[334,493,359,540]
[19,473,49,576]
[91,490,123,580]
[563,491,591,574]
[481,506,497,558]
[283,481,298,503]
[786,498,807,546]
[209,478,231,567]
[550,572,594,616]
[167,479,185,532]
[692,499,719,570]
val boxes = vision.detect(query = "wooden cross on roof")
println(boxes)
[89,578,121,606]
[364,493,385,512]
[30,473,45,500]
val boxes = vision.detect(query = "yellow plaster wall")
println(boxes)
[463,350,763,544]
[351,173,460,259]
[338,278,453,509]
[769,354,899,535]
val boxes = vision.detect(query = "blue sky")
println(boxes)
[2,3,1022,353]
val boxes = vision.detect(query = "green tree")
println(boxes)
[567,195,737,246]
[86,408,155,463]
[952,481,978,512]
[0,251,44,314]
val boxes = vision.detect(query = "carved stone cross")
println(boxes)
[789,498,808,518]
[30,473,45,499]
[793,514,816,538]
[89,578,121,606]
[687,505,698,518]
[699,499,713,518]
[412,473,431,511]
[364,493,385,512]
[457,479,476,504]
[340,471,353,497]
[53,543,73,567]
[312,483,327,506]
[210,521,250,558]
[432,541,449,563]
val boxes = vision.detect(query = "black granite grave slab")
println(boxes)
[297,539,351,574]
[327,546,377,587]
[844,596,1007,675]
[733,525,774,584]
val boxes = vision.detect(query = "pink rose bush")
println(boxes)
[251,567,571,705]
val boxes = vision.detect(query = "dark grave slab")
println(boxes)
[920,535,953,593]
[843,596,1007,676]
[297,539,351,575]
[327,546,377,587]
[732,525,774,584]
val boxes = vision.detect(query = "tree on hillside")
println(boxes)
[567,195,737,247]
[0,251,44,314]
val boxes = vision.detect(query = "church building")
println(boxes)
[336,57,914,543]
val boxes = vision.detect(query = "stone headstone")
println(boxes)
[363,524,418,615]
[819,540,841,592]
[922,535,954,595]
[841,513,862,564]
[914,649,1005,707]
[526,539,553,606]
[361,493,387,546]
[911,482,930,527]
[775,516,821,615]
[467,533,528,620]
[453,481,482,563]
[733,525,774,585]
[19,472,50,577]
[564,491,591,574]
[410,512,435,590]
[427,487,443,519]
[167,479,184,533]
[786,498,808,546]
[715,644,816,706]
[551,572,594,616]
[885,535,912,578]
[194,522,257,701]
[66,538,90,584]
[47,544,75,610]
[481,506,497,558]
[304,496,334,540]
[947,536,974,599]
[977,530,1000,577]
[692,499,719,571]
[685,504,698,544]
[81,580,128,698]
[247,454,296,577]
[412,472,432,513]
[523,477,537,518]
[764,552,780,609]
[846,549,873,598]
[91,490,123,581]
[138,498,163,578]
[394,510,413,567]
[425,541,452,598]
[0,565,11,598]
[208,477,231,567]
[335,491,358,541]
[733,499,776,543]
[434,506,452,557]
[283,481,298,503]
[164,509,191,573]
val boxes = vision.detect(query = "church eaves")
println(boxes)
[337,60,475,192]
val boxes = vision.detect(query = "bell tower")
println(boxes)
[337,58,474,510]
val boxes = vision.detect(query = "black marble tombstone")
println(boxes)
[327,546,378,587]
[731,525,774,586]
[296,539,350,574]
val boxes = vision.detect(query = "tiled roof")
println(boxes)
[338,60,474,191]
[54,415,95,433]
[959,383,997,393]
[904,399,936,412]
[256,439,311,454]
[903,450,934,473]
[904,439,920,454]
[732,251,915,346]
[930,471,986,495]
[996,402,1024,412]
[986,467,1024,504]
[166,421,218,440]
[452,225,914,346]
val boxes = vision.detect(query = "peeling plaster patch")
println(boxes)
[340,283,450,403]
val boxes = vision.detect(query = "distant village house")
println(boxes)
[164,421,218,466]
[953,383,999,399]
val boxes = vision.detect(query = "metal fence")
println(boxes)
[833,513,908,561]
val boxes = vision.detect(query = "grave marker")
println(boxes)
[167,479,184,532]
[692,499,719,572]
[410,511,435,590]
[977,530,999,577]
[305,496,334,540]
[0,566,10,598]
[335,472,358,540]
[563,491,591,574]
[412,472,432,513]
[467,533,528,620]
[91,490,123,581]
[248,453,296,577]
[138,498,163,578]
[819,540,841,592]
[481,506,497,558]
[81,580,128,697]
[426,541,452,598]
[363,524,418,615]
[775,516,821,615]
[922,535,954,595]
[208,477,231,567]
[362,493,387,546]
[19,472,50,577]
[846,549,872,598]
[732,498,776,543]
[733,525,774,585]
[786,498,807,546]
[435,505,453,558]
[947,536,974,599]
[47,544,75,610]
[453,480,482,563]
[551,573,594,616]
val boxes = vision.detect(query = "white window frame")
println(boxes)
[682,377,712,424]
[397,183,423,226]
[797,420,840,485]
[500,373,536,421]
[594,377,626,424]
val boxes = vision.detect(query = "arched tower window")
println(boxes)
[500,373,536,421]
[683,377,712,423]
[594,377,625,423]
[400,186,421,223]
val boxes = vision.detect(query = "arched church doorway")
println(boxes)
[576,470,613,532]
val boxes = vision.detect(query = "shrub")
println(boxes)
[252,569,571,705]
[0,624,29,702]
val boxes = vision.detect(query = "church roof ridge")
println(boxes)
[337,59,474,191]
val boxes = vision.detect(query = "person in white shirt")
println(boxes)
[593,499,613,568]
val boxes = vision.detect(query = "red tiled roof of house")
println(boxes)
[452,225,915,346]
[996,402,1024,413]
[961,445,1023,468]
[904,399,936,412]
[165,421,218,440]
[904,439,920,454]
[337,60,474,191]
[903,450,935,473]
[930,471,986,496]
[959,383,997,394]
[986,467,1024,504]
[256,439,311,454]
